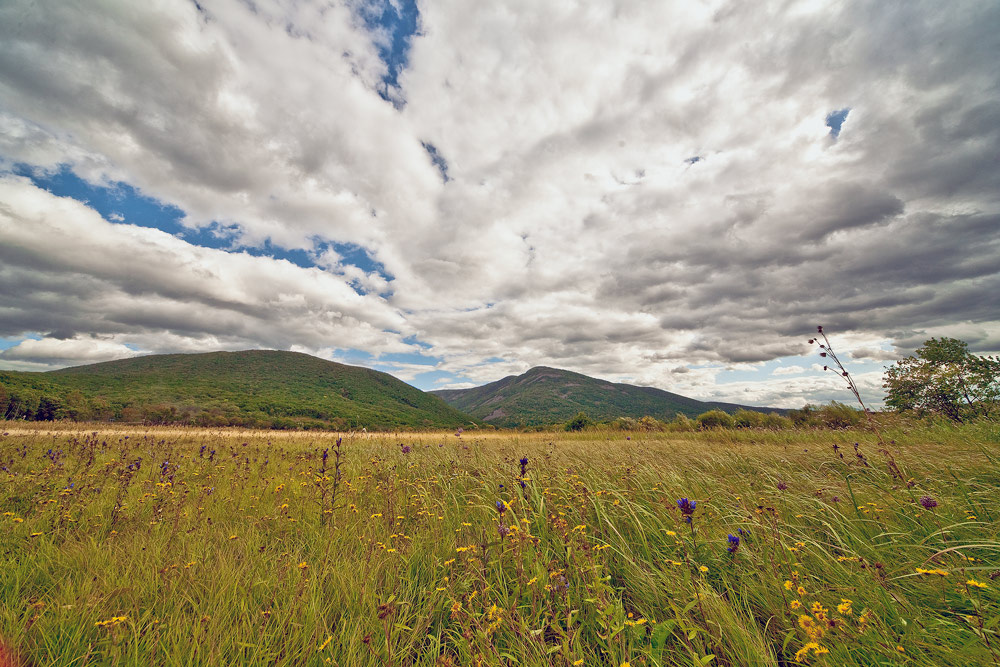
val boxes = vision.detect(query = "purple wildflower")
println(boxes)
[726,533,740,553]
[677,497,697,523]
[919,496,938,509]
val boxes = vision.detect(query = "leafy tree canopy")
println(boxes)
[883,338,1000,421]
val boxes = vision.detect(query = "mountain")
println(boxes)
[0,350,471,430]
[431,366,781,427]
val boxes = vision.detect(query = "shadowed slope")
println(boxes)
[432,366,780,426]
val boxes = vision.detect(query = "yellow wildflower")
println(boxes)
[967,579,989,589]
[837,599,852,616]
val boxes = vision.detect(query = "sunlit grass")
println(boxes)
[1,421,998,665]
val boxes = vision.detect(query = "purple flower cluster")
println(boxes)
[677,497,697,523]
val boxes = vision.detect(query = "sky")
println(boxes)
[1,0,998,409]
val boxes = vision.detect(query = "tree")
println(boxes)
[883,338,1000,421]
[565,411,592,431]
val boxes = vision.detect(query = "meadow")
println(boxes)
[2,421,999,666]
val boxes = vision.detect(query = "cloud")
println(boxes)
[0,337,141,367]
[772,365,807,376]
[0,177,413,365]
[0,0,998,406]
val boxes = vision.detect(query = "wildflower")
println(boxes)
[915,568,948,576]
[777,481,788,491]
[798,615,824,640]
[726,533,740,554]
[967,579,989,589]
[318,635,332,651]
[919,496,938,509]
[699,565,709,573]
[573,661,584,666]
[298,562,308,570]
[784,580,794,590]
[794,642,819,662]
[676,498,696,523]
[495,500,506,516]
[790,600,802,610]
[797,586,807,597]
[400,445,411,454]
[837,599,853,616]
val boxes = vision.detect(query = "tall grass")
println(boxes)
[1,421,998,665]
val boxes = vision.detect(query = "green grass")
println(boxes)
[1,420,999,665]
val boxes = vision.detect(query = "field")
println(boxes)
[2,422,999,666]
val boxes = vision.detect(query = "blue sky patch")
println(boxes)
[825,108,850,137]
[360,0,419,99]
[11,163,393,294]
[421,142,450,182]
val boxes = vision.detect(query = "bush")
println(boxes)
[761,412,793,430]
[732,409,766,428]
[696,410,734,429]
[815,401,863,429]
[565,411,592,432]
[665,413,697,432]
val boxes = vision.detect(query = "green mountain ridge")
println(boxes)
[0,350,470,430]
[431,366,784,426]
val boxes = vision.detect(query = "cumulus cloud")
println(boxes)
[0,337,141,366]
[0,0,998,405]
[0,177,413,368]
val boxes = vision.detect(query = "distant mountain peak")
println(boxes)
[431,365,780,427]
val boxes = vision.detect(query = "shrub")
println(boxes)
[565,411,592,432]
[696,409,734,429]
[666,413,697,432]
[732,409,766,428]
[815,401,863,429]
